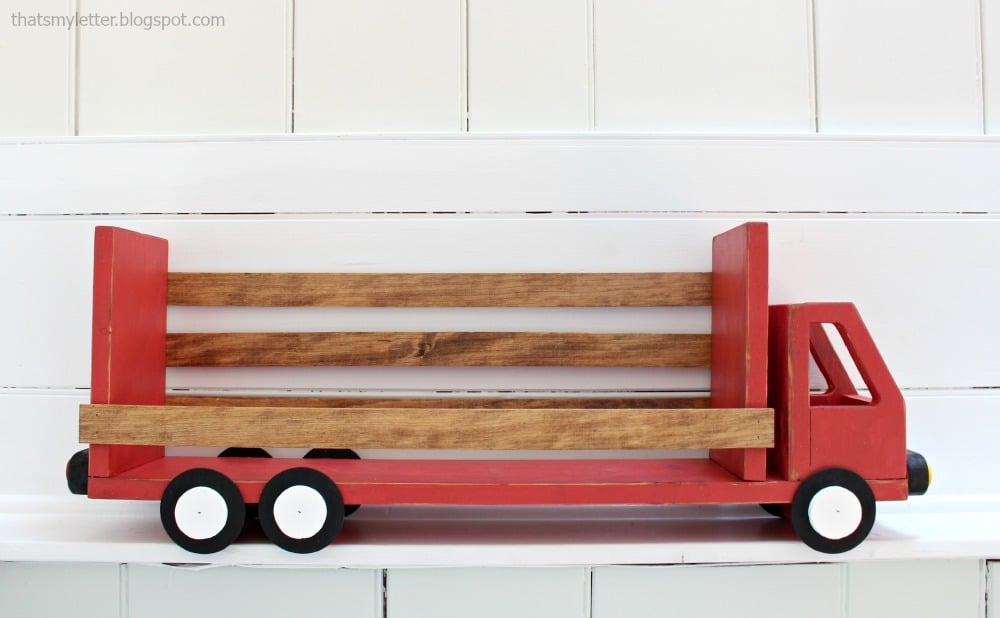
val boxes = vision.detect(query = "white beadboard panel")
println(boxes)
[0,562,120,618]
[0,391,88,496]
[8,138,1000,216]
[989,562,999,618]
[467,0,589,131]
[986,0,1000,134]
[593,0,812,132]
[127,564,381,618]
[847,560,984,618]
[593,564,841,618]
[815,0,983,135]
[387,567,587,618]
[0,0,73,136]
[294,0,462,132]
[1,216,996,391]
[76,0,289,135]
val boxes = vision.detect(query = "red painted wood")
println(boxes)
[87,456,910,505]
[768,304,810,481]
[88,227,168,480]
[709,222,769,480]
[795,303,907,481]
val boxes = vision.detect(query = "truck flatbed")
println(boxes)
[88,456,910,506]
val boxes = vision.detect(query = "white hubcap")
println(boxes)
[808,486,863,540]
[273,485,327,539]
[174,486,229,540]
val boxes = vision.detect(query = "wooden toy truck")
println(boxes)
[66,222,929,555]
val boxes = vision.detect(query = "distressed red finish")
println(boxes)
[709,222,769,480]
[88,227,167,479]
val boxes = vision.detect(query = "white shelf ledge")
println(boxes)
[2,495,999,567]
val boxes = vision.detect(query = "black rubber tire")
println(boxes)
[160,468,246,554]
[219,447,271,521]
[219,447,272,459]
[304,449,361,516]
[66,448,90,495]
[760,503,787,518]
[790,468,876,554]
[907,450,931,496]
[258,467,346,554]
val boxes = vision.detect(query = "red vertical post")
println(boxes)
[709,222,769,481]
[88,227,168,480]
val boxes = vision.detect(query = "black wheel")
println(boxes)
[791,468,876,554]
[760,503,787,518]
[219,447,271,520]
[66,448,90,495]
[258,467,345,554]
[219,447,272,459]
[304,448,361,516]
[907,450,931,496]
[160,468,246,554]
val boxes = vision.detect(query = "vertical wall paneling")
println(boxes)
[846,560,984,618]
[988,562,999,618]
[387,568,589,618]
[126,565,382,618]
[293,0,463,132]
[592,564,842,618]
[0,563,121,618]
[814,0,983,135]
[76,0,289,135]
[0,0,73,136]
[985,0,1000,133]
[467,0,589,131]
[593,0,813,132]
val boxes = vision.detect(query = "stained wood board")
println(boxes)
[165,332,711,368]
[80,405,774,450]
[167,272,712,307]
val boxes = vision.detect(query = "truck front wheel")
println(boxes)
[791,468,875,554]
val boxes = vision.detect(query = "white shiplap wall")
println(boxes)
[1,0,999,616]
[2,0,999,134]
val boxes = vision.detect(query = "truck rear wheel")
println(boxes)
[258,467,346,554]
[160,469,246,554]
[791,468,875,554]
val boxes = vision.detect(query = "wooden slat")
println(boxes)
[80,404,774,450]
[165,332,711,367]
[167,272,712,307]
[165,395,713,409]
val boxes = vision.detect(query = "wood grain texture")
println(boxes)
[80,405,774,450]
[165,332,711,368]
[167,272,712,307]
[165,395,712,409]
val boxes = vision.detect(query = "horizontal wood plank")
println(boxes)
[167,272,712,307]
[80,404,774,450]
[164,395,712,409]
[165,332,711,368]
